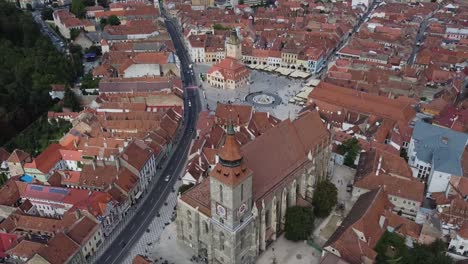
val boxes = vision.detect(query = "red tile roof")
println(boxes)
[207,57,250,81]
[66,216,99,245]
[0,233,18,258]
[6,240,43,260]
[309,82,416,124]
[7,149,30,164]
[242,110,329,202]
[38,233,80,264]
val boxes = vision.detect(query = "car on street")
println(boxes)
[188,101,192,107]
[165,175,171,182]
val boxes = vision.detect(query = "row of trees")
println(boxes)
[285,180,338,241]
[0,0,81,146]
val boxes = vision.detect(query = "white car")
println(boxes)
[165,175,171,182]
[188,101,192,107]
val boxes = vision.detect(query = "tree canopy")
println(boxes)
[71,0,86,18]
[337,138,361,167]
[312,180,338,218]
[0,0,81,146]
[108,15,121,25]
[41,7,54,20]
[285,206,314,241]
[4,117,72,156]
[63,86,81,112]
[375,232,453,264]
[178,183,195,194]
[213,24,230,30]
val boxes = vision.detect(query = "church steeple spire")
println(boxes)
[210,116,251,186]
[218,117,242,168]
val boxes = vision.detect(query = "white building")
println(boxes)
[119,140,157,194]
[407,121,468,193]
[449,225,468,256]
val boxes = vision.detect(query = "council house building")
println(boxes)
[207,29,250,90]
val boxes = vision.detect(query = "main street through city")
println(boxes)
[94,6,200,264]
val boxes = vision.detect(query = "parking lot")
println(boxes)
[195,64,307,120]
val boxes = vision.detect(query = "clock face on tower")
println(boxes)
[216,204,226,218]
[238,203,247,217]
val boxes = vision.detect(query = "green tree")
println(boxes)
[0,0,80,146]
[375,231,409,263]
[108,15,121,25]
[41,7,54,20]
[0,173,8,186]
[83,0,95,6]
[70,28,81,40]
[312,180,337,218]
[178,183,194,194]
[99,18,108,27]
[97,0,108,7]
[63,86,81,111]
[376,233,453,264]
[213,24,230,30]
[400,148,408,162]
[71,0,86,18]
[337,138,361,167]
[285,206,314,241]
[81,72,100,89]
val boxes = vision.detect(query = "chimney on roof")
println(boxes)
[376,156,382,176]
[73,139,78,149]
[116,158,120,171]
[92,159,96,171]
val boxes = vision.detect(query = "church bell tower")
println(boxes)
[225,29,243,61]
[209,119,253,229]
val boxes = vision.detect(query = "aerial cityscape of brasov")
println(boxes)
[0,0,466,263]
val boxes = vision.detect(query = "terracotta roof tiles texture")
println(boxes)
[325,188,390,264]
[66,216,99,245]
[243,110,329,202]
[38,233,80,264]
[6,240,43,259]
[309,82,416,124]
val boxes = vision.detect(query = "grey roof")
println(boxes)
[412,121,468,175]
[133,42,165,52]
[99,80,173,93]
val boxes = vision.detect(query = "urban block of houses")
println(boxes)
[53,10,96,39]
[308,82,416,151]
[353,148,425,219]
[323,188,423,264]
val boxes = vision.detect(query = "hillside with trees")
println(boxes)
[0,0,81,145]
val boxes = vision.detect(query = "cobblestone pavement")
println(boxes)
[256,235,320,264]
[195,64,305,120]
[122,178,183,263]
[148,223,196,264]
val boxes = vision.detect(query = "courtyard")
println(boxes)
[194,64,306,120]
[256,235,321,264]
[313,164,356,246]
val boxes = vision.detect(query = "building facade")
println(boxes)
[176,111,331,264]
[207,30,250,90]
